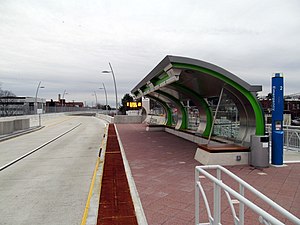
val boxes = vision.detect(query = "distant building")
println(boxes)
[0,94,85,117]
[45,95,84,113]
[260,97,300,118]
[0,96,46,116]
[46,99,84,108]
[285,98,300,119]
[260,95,300,125]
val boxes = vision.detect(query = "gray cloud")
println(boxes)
[1,0,300,107]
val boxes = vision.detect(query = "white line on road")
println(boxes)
[0,123,82,171]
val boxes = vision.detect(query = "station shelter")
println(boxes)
[131,55,267,166]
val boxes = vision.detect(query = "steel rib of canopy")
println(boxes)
[132,55,264,144]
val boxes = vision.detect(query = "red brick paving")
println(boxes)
[116,123,300,225]
[97,124,138,225]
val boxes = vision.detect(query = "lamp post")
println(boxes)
[35,81,45,114]
[99,82,108,112]
[61,90,68,112]
[93,91,98,112]
[62,90,68,100]
[102,62,118,113]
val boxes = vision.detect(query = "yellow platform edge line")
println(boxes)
[81,123,108,225]
[80,157,100,225]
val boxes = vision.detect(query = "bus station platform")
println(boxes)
[116,123,300,225]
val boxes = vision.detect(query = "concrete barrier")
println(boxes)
[96,114,114,123]
[14,119,30,131]
[0,118,30,135]
[96,114,143,124]
[113,115,143,124]
[0,120,14,135]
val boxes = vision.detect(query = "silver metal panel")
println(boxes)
[132,55,262,94]
[132,55,263,146]
[148,92,183,130]
[160,85,208,134]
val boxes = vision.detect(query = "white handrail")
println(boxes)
[217,166,300,223]
[195,165,300,225]
[266,124,300,151]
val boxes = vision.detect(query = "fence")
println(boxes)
[266,125,300,151]
[195,165,300,225]
[284,126,300,151]
[45,106,95,113]
[210,123,300,151]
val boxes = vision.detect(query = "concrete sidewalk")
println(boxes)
[116,124,300,225]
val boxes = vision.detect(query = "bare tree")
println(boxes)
[0,88,21,117]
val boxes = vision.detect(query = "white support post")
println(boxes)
[239,184,245,225]
[286,125,289,151]
[195,165,300,225]
[195,168,200,225]
[213,168,222,224]
[38,114,41,127]
[208,87,224,144]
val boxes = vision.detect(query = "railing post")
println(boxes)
[296,130,300,151]
[196,165,300,225]
[286,125,289,151]
[195,168,199,225]
[239,184,245,225]
[298,130,300,151]
[213,168,221,225]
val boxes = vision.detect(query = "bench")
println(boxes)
[194,144,250,166]
[145,124,165,131]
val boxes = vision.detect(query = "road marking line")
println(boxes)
[0,123,82,171]
[81,157,100,225]
[81,124,108,225]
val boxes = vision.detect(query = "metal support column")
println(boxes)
[208,87,224,144]
[271,73,284,166]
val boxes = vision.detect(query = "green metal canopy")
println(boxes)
[131,55,265,145]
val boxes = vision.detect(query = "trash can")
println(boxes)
[250,135,270,168]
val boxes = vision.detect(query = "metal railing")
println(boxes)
[285,126,300,151]
[195,165,300,225]
[266,125,300,151]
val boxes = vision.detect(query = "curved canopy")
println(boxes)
[131,55,264,145]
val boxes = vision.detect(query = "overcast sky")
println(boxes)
[1,0,299,107]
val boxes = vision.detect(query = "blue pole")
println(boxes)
[271,73,284,165]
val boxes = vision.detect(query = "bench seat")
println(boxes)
[195,144,250,166]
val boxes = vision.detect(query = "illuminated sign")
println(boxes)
[126,102,142,109]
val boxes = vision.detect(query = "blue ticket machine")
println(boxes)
[271,73,284,165]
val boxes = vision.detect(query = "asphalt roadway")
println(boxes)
[0,115,106,225]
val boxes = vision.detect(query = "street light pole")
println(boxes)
[61,90,68,112]
[35,81,44,114]
[102,62,118,112]
[99,82,108,112]
[62,90,68,101]
[109,62,118,111]
[94,91,98,112]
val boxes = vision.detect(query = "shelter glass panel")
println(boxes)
[147,99,166,125]
[186,100,200,131]
[168,102,178,127]
[208,93,240,140]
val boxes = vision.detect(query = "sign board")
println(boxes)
[126,101,142,109]
[271,73,284,166]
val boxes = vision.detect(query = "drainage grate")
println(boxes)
[97,124,138,225]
